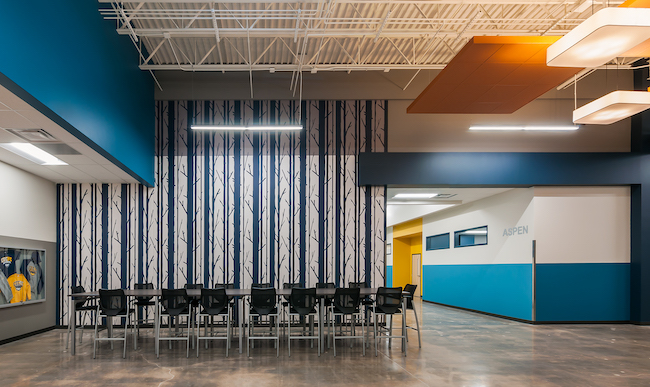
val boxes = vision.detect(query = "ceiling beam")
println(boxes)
[114,27,574,39]
[139,64,446,71]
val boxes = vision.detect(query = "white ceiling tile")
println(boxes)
[0,86,34,111]
[0,149,36,166]
[43,165,94,181]
[8,162,69,182]
[73,164,120,180]
[0,111,37,129]
[0,128,26,143]
[67,141,113,164]
[102,163,137,183]
[56,154,97,165]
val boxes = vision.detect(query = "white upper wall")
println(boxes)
[534,186,630,264]
[387,204,454,227]
[0,161,56,242]
[422,188,535,266]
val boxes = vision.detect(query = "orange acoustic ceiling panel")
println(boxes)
[620,0,650,57]
[407,36,583,114]
[619,0,650,7]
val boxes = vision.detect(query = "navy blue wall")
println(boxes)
[536,263,630,322]
[0,1,154,185]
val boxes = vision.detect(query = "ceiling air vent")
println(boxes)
[6,128,59,143]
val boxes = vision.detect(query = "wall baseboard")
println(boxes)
[0,326,56,346]
[423,300,631,325]
[423,300,533,324]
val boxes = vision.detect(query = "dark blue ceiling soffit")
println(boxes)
[0,1,154,186]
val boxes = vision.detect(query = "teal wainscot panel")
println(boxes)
[386,266,393,287]
[422,264,533,321]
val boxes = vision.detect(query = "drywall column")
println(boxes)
[421,189,535,321]
[534,187,630,322]
[0,161,56,341]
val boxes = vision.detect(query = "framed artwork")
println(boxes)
[0,246,46,308]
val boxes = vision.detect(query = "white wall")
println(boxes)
[534,187,630,264]
[422,188,535,266]
[0,161,56,242]
[0,161,57,341]
[387,204,454,227]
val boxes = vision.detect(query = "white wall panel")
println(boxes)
[534,186,630,264]
[422,188,535,266]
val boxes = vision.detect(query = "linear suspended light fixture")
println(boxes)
[573,90,650,124]
[191,125,303,131]
[393,193,439,199]
[469,126,579,131]
[0,143,67,165]
[547,7,650,68]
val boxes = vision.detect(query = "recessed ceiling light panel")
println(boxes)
[547,7,650,68]
[573,90,650,125]
[0,143,68,165]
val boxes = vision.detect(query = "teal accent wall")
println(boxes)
[0,1,154,185]
[423,264,533,321]
[536,263,630,322]
[386,265,392,287]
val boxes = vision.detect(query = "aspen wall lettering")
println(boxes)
[56,100,387,324]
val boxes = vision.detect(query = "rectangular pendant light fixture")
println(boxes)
[547,7,650,68]
[191,125,303,131]
[393,193,439,199]
[573,90,650,124]
[0,143,68,165]
[469,126,579,131]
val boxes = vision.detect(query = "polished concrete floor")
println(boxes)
[2,300,650,386]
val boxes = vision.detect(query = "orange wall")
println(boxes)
[392,218,423,289]
[393,218,422,239]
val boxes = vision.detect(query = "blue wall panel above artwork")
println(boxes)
[536,263,630,322]
[0,1,154,185]
[422,264,533,321]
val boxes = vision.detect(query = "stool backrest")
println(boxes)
[134,283,154,303]
[289,288,317,316]
[316,282,336,299]
[403,284,417,309]
[98,289,127,317]
[348,281,369,288]
[71,285,88,309]
[376,287,403,314]
[161,289,189,316]
[333,287,361,314]
[250,287,277,315]
[214,283,235,300]
[200,288,228,315]
[283,282,303,300]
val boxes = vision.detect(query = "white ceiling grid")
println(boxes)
[100,0,624,74]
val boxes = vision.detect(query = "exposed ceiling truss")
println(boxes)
[100,1,627,74]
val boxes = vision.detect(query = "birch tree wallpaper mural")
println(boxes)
[56,100,387,324]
